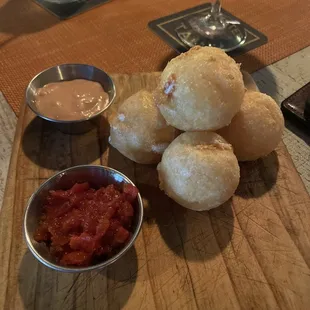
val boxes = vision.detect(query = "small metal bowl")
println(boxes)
[25,64,116,134]
[23,165,143,273]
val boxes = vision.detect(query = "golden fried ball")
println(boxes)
[109,90,178,164]
[155,46,245,131]
[218,91,284,161]
[157,132,240,211]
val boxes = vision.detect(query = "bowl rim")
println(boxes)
[23,165,144,273]
[25,63,116,124]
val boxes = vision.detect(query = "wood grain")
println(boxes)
[0,92,17,211]
[0,73,310,310]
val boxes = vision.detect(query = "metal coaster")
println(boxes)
[34,0,110,19]
[148,3,268,56]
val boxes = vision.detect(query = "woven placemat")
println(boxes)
[0,0,310,114]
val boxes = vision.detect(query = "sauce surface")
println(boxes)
[34,182,138,266]
[35,79,109,121]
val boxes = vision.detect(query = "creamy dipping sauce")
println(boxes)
[35,79,109,121]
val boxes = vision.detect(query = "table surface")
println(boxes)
[2,46,309,211]
[0,36,309,310]
[2,72,310,310]
[1,0,310,114]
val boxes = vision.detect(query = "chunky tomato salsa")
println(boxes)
[34,182,138,266]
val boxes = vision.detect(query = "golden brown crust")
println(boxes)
[157,132,240,211]
[156,46,245,131]
[109,90,178,164]
[217,91,285,161]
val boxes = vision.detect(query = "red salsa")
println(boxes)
[34,182,138,266]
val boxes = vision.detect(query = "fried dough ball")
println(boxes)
[109,90,178,164]
[157,132,240,211]
[218,91,284,161]
[155,46,245,131]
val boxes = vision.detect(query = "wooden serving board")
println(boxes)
[1,73,310,310]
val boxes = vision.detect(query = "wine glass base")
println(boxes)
[176,20,247,52]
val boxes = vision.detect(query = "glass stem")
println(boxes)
[211,0,221,15]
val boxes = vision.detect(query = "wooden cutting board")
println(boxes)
[1,73,310,310]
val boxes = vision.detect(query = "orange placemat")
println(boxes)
[0,0,309,115]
